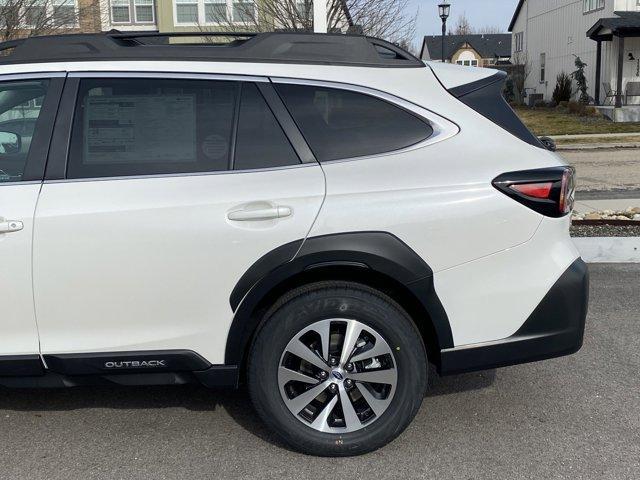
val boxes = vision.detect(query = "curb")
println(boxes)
[557,143,640,151]
[573,237,640,263]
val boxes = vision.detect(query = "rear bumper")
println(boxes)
[439,258,589,375]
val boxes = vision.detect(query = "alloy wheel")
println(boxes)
[278,318,398,433]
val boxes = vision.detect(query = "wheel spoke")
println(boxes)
[309,394,339,432]
[338,384,361,430]
[278,366,319,385]
[286,338,328,371]
[347,368,397,386]
[349,339,393,363]
[356,383,393,417]
[339,320,363,365]
[286,380,331,414]
[317,320,332,362]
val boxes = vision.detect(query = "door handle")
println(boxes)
[0,220,23,233]
[227,206,292,222]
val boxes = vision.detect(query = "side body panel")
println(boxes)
[33,166,325,364]
[0,184,41,356]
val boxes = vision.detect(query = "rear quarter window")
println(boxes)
[275,84,433,162]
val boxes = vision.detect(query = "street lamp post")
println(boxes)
[438,2,451,63]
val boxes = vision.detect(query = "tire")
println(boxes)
[247,281,427,456]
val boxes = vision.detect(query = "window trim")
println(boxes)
[0,72,66,186]
[270,77,460,164]
[45,71,315,183]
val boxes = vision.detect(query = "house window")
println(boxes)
[25,0,47,27]
[232,0,253,22]
[514,32,524,53]
[134,0,154,22]
[174,0,255,25]
[51,0,78,26]
[456,60,463,65]
[205,0,227,23]
[583,0,605,13]
[471,60,478,67]
[540,53,546,83]
[111,0,155,24]
[296,0,310,17]
[111,0,131,23]
[176,0,198,23]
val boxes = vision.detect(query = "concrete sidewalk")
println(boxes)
[574,197,640,214]
[549,132,640,140]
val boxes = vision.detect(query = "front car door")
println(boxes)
[33,73,325,369]
[0,74,63,375]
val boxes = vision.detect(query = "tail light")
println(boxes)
[492,167,576,217]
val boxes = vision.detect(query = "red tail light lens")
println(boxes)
[493,167,575,218]
[510,182,553,199]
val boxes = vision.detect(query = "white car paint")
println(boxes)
[0,57,577,362]
[0,184,41,355]
[33,166,324,362]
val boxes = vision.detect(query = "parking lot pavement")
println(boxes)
[0,264,638,480]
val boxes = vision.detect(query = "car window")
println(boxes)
[234,83,299,171]
[67,78,239,179]
[0,80,49,183]
[275,84,433,162]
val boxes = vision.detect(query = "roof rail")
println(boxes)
[0,31,424,68]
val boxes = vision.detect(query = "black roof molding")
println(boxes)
[509,0,526,32]
[0,31,424,68]
[587,11,640,40]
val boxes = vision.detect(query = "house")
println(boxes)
[509,0,640,121]
[0,0,102,39]
[419,33,512,67]
[99,1,353,37]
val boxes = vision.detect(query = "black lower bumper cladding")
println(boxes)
[439,258,589,375]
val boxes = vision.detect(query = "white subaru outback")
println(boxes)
[0,32,588,456]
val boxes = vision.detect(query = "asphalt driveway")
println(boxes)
[0,264,638,480]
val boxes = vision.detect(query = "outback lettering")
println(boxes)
[104,360,167,369]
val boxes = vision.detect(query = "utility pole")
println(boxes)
[314,0,328,33]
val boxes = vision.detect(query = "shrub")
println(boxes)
[552,72,573,104]
[583,106,599,117]
[572,56,590,104]
[567,101,585,115]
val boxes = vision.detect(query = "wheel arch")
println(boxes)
[225,232,454,372]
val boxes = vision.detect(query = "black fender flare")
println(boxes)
[225,231,454,365]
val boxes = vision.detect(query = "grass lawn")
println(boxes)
[514,107,640,136]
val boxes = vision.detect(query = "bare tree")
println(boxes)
[0,0,100,42]
[451,12,472,36]
[208,0,417,49]
[477,25,503,34]
[511,51,532,105]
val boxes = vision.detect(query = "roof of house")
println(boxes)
[0,31,423,68]
[508,0,526,32]
[420,33,512,61]
[587,11,640,40]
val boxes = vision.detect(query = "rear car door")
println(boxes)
[33,73,324,369]
[0,74,63,374]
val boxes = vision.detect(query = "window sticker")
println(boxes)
[83,94,197,164]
